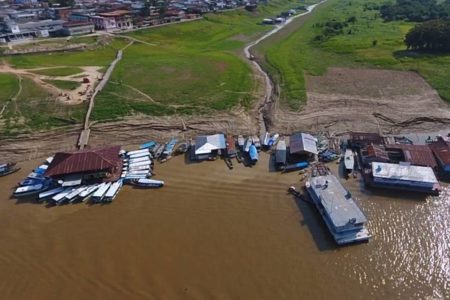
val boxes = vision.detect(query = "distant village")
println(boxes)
[0,0,265,43]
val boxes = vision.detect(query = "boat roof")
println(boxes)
[310,175,367,227]
[195,134,226,155]
[290,132,318,155]
[372,162,438,183]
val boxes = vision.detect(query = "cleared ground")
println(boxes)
[272,67,450,134]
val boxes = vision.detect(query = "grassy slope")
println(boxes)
[30,67,84,76]
[44,79,81,90]
[261,0,450,109]
[93,0,308,121]
[0,74,19,102]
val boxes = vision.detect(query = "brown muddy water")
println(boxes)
[0,153,449,299]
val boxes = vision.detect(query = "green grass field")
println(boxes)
[93,0,311,121]
[30,67,84,77]
[44,79,81,90]
[259,0,450,109]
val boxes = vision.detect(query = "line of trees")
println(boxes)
[380,0,450,22]
[405,19,450,51]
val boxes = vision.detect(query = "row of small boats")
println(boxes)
[120,148,164,188]
[138,138,188,163]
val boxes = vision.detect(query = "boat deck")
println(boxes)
[309,175,367,229]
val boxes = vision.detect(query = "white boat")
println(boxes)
[127,165,152,171]
[344,149,355,171]
[91,182,112,203]
[39,187,65,201]
[244,137,252,152]
[128,152,152,159]
[45,156,54,164]
[126,149,150,156]
[79,184,102,202]
[126,170,150,175]
[52,188,74,205]
[130,178,164,188]
[123,174,148,180]
[66,186,88,203]
[128,157,151,164]
[103,180,123,202]
[124,160,152,168]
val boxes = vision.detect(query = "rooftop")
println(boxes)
[429,137,450,166]
[372,162,438,184]
[195,134,226,155]
[290,132,317,155]
[386,144,437,169]
[45,146,122,177]
[310,174,367,228]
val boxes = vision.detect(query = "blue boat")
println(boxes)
[305,163,370,245]
[282,161,308,173]
[160,138,178,162]
[140,140,157,150]
[249,145,258,163]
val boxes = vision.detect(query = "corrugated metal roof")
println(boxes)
[372,162,438,184]
[386,144,437,169]
[45,146,121,177]
[350,132,383,146]
[195,134,226,155]
[366,144,389,161]
[290,133,317,155]
[429,138,450,166]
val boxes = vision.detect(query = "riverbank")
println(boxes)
[1,153,449,299]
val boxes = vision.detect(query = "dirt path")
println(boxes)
[243,2,326,136]
[0,62,103,105]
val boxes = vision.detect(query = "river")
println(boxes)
[0,154,448,299]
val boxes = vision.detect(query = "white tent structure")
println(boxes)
[195,134,226,155]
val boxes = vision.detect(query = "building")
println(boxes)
[62,21,94,36]
[192,134,226,160]
[385,144,437,170]
[92,10,132,31]
[289,132,317,162]
[429,137,450,173]
[44,146,123,182]
[364,162,440,195]
[349,132,384,149]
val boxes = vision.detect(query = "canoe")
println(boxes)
[249,145,258,162]
[344,149,355,171]
[140,140,156,150]
[130,178,164,188]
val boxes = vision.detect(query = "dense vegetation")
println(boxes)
[405,19,450,50]
[380,0,450,22]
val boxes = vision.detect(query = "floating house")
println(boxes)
[429,137,450,174]
[361,144,437,170]
[305,164,370,245]
[44,146,123,182]
[349,132,384,149]
[364,162,440,194]
[192,134,226,160]
[289,132,317,162]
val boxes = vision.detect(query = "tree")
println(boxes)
[405,19,450,51]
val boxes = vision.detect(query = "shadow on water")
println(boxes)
[267,152,279,173]
[291,191,337,252]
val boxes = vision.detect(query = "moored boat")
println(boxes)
[252,135,261,150]
[153,144,165,159]
[226,136,237,158]
[283,161,309,173]
[91,182,112,203]
[39,186,65,201]
[51,188,74,205]
[78,184,102,202]
[244,137,252,153]
[0,162,20,177]
[103,180,123,202]
[160,138,178,162]
[344,149,355,171]
[140,140,156,150]
[267,133,279,147]
[305,163,370,245]
[237,135,245,149]
[249,144,258,163]
[275,140,287,170]
[129,178,164,188]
